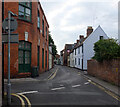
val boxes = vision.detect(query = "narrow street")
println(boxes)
[5,65,119,106]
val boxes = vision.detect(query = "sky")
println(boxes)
[40,0,119,54]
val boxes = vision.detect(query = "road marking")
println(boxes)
[48,68,58,80]
[51,87,65,91]
[89,81,120,102]
[60,84,64,86]
[72,84,81,88]
[19,94,31,107]
[17,91,38,95]
[11,93,25,107]
[84,82,89,85]
[88,80,91,82]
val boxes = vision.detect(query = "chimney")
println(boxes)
[76,40,79,43]
[87,26,93,37]
[79,35,84,40]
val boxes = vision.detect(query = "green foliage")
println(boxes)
[93,39,120,62]
[52,45,57,57]
[49,32,57,56]
[49,33,54,45]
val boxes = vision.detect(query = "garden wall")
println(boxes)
[87,59,120,86]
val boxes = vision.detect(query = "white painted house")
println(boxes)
[74,25,108,70]
[49,46,53,69]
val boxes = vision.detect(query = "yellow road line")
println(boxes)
[19,94,31,107]
[89,81,120,102]
[11,93,25,107]
[48,68,58,80]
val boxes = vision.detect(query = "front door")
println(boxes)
[19,41,31,73]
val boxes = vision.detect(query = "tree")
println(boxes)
[92,39,120,62]
[49,32,57,56]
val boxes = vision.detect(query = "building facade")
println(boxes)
[60,49,64,65]
[49,45,53,70]
[3,1,49,78]
[63,44,74,66]
[69,50,74,67]
[74,26,108,70]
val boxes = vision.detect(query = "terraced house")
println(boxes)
[2,0,49,78]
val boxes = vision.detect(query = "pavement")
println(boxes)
[79,70,120,97]
[4,65,120,96]
[3,65,120,106]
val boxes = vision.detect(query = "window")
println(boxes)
[78,58,80,65]
[37,9,40,28]
[46,26,47,40]
[100,36,103,40]
[42,19,44,36]
[19,1,32,21]
[18,41,31,73]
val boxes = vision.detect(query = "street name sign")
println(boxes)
[2,33,19,43]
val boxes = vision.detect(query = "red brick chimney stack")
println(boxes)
[77,40,79,43]
[79,35,84,40]
[87,26,93,37]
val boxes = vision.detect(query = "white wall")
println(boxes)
[70,52,74,67]
[83,26,108,70]
[60,56,63,65]
[49,53,52,69]
[49,46,52,69]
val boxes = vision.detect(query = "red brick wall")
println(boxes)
[3,2,49,78]
[87,59,120,86]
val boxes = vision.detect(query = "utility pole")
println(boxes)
[2,10,18,105]
[7,11,11,105]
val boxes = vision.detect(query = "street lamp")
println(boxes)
[7,11,18,105]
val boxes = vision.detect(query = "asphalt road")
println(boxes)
[5,65,120,106]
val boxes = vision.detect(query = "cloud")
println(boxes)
[40,0,118,54]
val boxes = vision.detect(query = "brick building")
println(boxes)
[63,44,74,66]
[2,1,49,78]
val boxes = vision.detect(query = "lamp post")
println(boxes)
[7,11,17,105]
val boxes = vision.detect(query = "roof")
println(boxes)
[75,25,107,49]
[65,44,74,50]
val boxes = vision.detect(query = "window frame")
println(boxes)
[46,26,47,40]
[37,9,40,28]
[42,19,44,36]
[19,1,32,22]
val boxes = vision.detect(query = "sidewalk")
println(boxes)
[79,70,120,96]
[4,66,57,83]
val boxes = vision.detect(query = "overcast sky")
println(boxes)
[40,0,119,54]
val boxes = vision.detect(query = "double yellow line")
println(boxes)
[89,80,120,102]
[48,68,58,80]
[5,93,31,107]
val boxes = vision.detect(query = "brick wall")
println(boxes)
[3,2,49,78]
[87,59,120,86]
